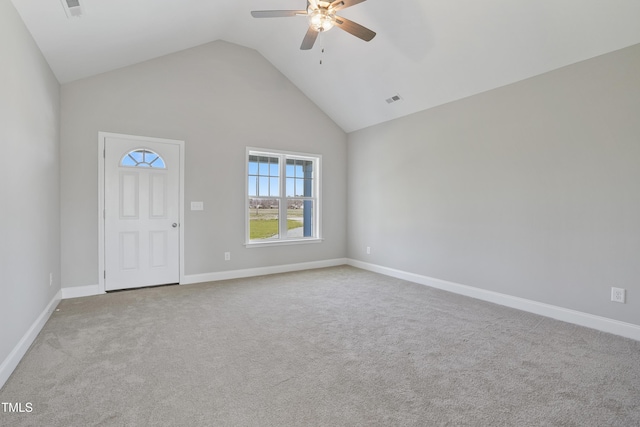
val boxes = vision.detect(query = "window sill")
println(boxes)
[244,238,324,248]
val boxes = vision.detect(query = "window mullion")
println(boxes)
[279,154,287,240]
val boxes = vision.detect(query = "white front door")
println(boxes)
[104,135,181,291]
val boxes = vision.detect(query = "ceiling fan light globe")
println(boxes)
[308,9,335,32]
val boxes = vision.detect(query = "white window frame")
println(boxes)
[245,147,322,247]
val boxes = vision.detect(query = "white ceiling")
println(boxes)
[10,0,640,132]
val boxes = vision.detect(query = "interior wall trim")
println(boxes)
[61,284,105,300]
[347,259,640,342]
[58,259,348,298]
[0,290,61,390]
[182,258,349,285]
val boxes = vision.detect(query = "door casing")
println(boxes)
[98,132,185,292]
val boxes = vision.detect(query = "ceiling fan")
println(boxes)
[251,0,376,50]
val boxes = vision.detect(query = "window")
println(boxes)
[247,148,321,245]
[121,149,166,168]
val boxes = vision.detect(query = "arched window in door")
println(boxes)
[120,149,166,168]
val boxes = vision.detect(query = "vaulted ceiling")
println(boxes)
[10,0,640,132]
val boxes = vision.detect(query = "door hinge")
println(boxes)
[104,270,106,279]
[103,148,105,158]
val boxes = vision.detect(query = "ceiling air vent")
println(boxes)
[385,94,402,104]
[60,0,84,18]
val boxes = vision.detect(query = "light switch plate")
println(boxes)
[191,201,204,211]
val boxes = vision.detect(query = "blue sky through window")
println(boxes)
[248,154,315,198]
[248,155,279,197]
[121,149,166,168]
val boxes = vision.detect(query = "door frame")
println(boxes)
[98,131,185,293]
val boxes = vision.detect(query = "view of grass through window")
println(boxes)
[248,206,304,240]
[247,150,319,243]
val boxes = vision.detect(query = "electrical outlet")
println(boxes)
[49,273,53,286]
[224,252,231,261]
[366,246,371,255]
[611,287,626,303]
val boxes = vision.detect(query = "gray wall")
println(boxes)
[0,0,61,364]
[348,44,640,326]
[60,41,348,288]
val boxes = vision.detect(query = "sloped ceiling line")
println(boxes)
[10,0,640,132]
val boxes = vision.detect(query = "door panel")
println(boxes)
[120,173,139,218]
[149,231,168,267]
[120,232,140,270]
[105,136,180,291]
[150,174,167,218]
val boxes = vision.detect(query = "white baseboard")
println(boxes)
[61,284,104,299]
[182,258,348,285]
[347,259,640,342]
[0,290,61,390]
[61,259,349,296]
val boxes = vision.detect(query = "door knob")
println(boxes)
[172,223,178,228]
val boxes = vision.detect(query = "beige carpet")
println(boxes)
[1,266,639,426]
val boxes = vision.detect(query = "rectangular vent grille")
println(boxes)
[385,94,402,104]
[61,0,83,18]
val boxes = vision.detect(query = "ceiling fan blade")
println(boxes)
[334,16,376,41]
[251,10,307,18]
[300,26,319,50]
[330,0,367,11]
